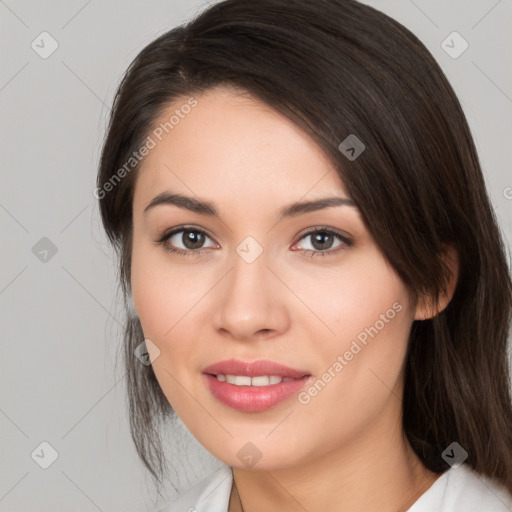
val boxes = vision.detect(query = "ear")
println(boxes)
[414,244,459,321]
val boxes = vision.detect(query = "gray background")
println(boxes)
[1,1,511,511]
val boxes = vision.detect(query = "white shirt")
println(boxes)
[155,463,512,512]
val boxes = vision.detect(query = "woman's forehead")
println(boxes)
[135,88,349,207]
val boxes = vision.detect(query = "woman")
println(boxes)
[96,0,512,510]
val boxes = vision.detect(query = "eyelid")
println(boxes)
[291,226,353,254]
[294,225,353,243]
[155,224,353,256]
[155,225,217,244]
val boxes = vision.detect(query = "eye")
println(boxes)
[155,225,353,258]
[292,227,353,257]
[156,226,218,257]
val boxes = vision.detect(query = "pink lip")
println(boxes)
[202,359,310,379]
[202,359,313,412]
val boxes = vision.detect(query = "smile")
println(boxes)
[214,374,296,386]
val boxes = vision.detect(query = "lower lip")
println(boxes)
[203,374,312,412]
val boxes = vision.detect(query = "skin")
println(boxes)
[130,85,458,512]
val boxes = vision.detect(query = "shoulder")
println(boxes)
[409,463,512,512]
[152,464,233,512]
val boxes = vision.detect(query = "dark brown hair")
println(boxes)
[96,0,512,496]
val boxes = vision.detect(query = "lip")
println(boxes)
[202,359,312,412]
[202,359,310,379]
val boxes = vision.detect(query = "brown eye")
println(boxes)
[177,229,206,249]
[293,227,353,257]
[156,226,218,256]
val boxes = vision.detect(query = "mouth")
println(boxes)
[208,374,298,385]
[202,358,311,379]
[201,359,312,412]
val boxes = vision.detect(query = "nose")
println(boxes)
[211,248,291,342]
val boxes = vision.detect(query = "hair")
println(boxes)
[96,0,512,497]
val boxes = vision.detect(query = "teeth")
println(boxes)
[215,374,297,386]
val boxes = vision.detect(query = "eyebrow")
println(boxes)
[143,191,357,221]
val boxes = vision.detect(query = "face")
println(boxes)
[130,85,417,470]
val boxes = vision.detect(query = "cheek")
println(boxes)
[292,251,413,407]
[291,251,411,348]
[130,240,214,378]
[130,243,201,410]
[130,237,180,340]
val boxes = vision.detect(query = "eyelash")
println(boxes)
[155,225,353,258]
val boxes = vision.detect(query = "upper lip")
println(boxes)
[202,359,311,379]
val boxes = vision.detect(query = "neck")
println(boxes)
[229,393,441,512]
